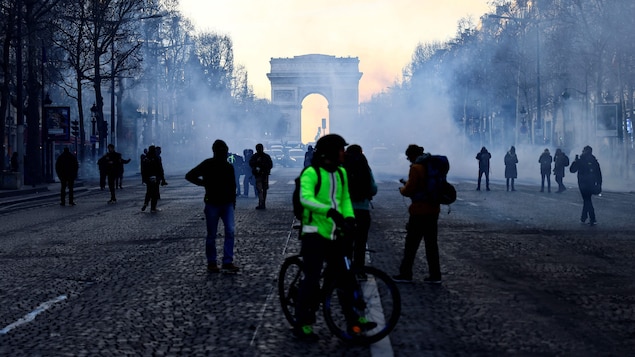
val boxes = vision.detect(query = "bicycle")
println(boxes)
[278,248,401,345]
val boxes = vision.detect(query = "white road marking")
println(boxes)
[0,295,67,335]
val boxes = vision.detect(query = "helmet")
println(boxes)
[315,134,348,161]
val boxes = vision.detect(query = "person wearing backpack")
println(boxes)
[343,144,378,274]
[393,144,442,285]
[293,134,375,341]
[553,148,570,193]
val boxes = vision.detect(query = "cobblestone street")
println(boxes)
[1,168,634,356]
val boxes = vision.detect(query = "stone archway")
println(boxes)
[267,54,362,141]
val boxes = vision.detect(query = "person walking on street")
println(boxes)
[570,145,602,225]
[141,145,167,212]
[553,148,570,193]
[55,148,79,206]
[101,144,124,203]
[539,148,553,193]
[185,139,240,273]
[504,146,518,191]
[249,143,273,209]
[342,144,377,272]
[393,144,442,285]
[476,146,491,191]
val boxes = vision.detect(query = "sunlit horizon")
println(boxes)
[178,1,492,143]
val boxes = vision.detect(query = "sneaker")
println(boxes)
[107,199,117,204]
[348,317,378,335]
[391,274,413,283]
[255,205,265,210]
[424,277,442,284]
[293,325,319,342]
[221,263,240,273]
[580,218,587,224]
[589,220,597,226]
[207,263,220,273]
[69,202,76,206]
[150,208,161,213]
[141,204,147,211]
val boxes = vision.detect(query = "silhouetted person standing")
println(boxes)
[141,145,167,212]
[304,145,314,168]
[504,146,518,191]
[476,146,491,191]
[102,144,124,203]
[570,145,602,226]
[242,148,254,197]
[249,143,273,209]
[185,139,239,273]
[539,148,553,192]
[553,148,570,193]
[55,148,79,206]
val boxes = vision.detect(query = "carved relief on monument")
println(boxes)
[273,90,296,102]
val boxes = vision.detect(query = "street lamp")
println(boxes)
[489,13,542,145]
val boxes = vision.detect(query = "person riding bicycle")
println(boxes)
[293,134,376,341]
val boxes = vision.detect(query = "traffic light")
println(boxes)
[71,120,79,137]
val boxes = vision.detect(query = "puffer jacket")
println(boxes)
[300,165,354,240]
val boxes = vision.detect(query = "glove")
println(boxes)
[327,208,346,228]
[161,180,168,186]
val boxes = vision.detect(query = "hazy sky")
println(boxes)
[178,1,492,142]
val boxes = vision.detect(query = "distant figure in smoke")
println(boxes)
[539,148,553,193]
[249,143,273,209]
[569,145,602,226]
[55,147,79,206]
[304,145,314,168]
[553,148,570,193]
[476,146,491,191]
[10,152,19,172]
[504,146,518,191]
[227,152,244,197]
[140,145,167,212]
[242,148,254,197]
[101,144,124,203]
[115,157,132,189]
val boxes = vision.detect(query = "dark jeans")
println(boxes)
[477,170,489,189]
[255,175,269,207]
[399,213,441,279]
[352,209,371,269]
[541,173,551,192]
[60,179,74,204]
[204,202,235,264]
[580,189,596,222]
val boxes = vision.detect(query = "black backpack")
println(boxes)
[293,165,344,220]
[343,155,373,202]
[413,155,456,205]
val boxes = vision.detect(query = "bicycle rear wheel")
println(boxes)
[278,255,304,326]
[322,266,401,345]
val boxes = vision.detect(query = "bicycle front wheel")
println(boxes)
[322,266,401,345]
[278,255,304,326]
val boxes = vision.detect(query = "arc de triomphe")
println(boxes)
[266,54,363,141]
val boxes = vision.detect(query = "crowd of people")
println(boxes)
[49,136,602,342]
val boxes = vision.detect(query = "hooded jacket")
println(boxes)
[300,165,355,240]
